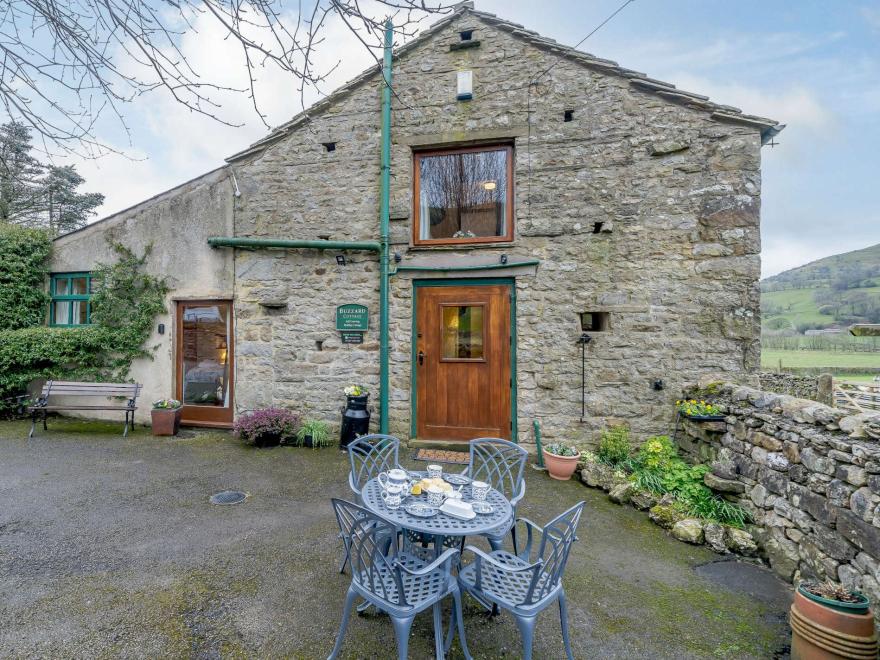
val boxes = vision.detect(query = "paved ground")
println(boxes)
[0,419,793,658]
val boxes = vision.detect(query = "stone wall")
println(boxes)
[227,8,767,443]
[758,371,832,405]
[51,168,235,422]
[681,382,880,604]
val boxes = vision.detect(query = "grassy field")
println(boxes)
[762,285,880,331]
[761,348,880,380]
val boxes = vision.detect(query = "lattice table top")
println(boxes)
[361,473,513,537]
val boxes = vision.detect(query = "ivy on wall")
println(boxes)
[0,225,52,330]
[0,240,168,406]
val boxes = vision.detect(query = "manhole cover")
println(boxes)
[210,490,247,505]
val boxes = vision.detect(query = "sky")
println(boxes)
[45,0,880,278]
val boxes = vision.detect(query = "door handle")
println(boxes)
[418,350,425,365]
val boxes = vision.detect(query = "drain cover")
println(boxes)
[210,490,247,505]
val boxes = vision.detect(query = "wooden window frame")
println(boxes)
[412,143,515,246]
[49,272,93,326]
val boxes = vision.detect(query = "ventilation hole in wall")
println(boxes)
[460,30,473,41]
[592,222,604,234]
[316,340,324,351]
[580,312,609,332]
[564,109,574,122]
[323,142,336,152]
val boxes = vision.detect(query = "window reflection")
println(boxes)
[418,147,509,241]
[181,304,230,407]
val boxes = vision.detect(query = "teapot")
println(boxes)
[378,468,411,492]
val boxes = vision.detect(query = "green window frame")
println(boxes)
[50,272,93,326]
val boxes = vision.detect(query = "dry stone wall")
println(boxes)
[681,382,880,604]
[758,371,832,405]
[227,10,766,443]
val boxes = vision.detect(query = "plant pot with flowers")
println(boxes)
[543,443,582,481]
[234,408,301,448]
[790,581,877,658]
[676,399,726,422]
[151,399,182,436]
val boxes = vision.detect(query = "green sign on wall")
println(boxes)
[336,304,369,331]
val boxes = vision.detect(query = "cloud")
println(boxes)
[862,6,880,33]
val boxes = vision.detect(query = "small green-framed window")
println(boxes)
[50,272,93,326]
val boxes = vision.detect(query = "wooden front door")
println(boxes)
[176,301,234,427]
[415,284,511,441]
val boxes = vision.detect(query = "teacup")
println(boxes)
[426,485,445,507]
[427,464,443,479]
[471,480,490,501]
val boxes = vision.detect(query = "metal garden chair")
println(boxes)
[456,500,586,660]
[331,498,368,575]
[328,499,471,660]
[465,438,528,552]
[346,434,401,502]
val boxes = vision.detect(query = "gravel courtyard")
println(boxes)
[0,419,793,658]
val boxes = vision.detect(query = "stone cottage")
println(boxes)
[50,3,783,445]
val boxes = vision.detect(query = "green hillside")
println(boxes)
[761,242,880,333]
[760,243,880,379]
[762,242,880,292]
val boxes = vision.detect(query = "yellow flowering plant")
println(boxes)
[676,399,723,418]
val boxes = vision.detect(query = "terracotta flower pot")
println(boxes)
[543,450,581,481]
[151,408,181,436]
[790,585,878,659]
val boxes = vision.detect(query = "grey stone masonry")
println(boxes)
[679,381,880,612]
[758,371,833,405]
[224,5,774,444]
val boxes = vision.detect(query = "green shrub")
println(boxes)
[0,224,52,330]
[597,425,630,466]
[0,242,166,408]
[628,436,751,527]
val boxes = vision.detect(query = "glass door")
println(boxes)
[176,301,234,426]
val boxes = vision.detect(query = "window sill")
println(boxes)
[408,241,517,252]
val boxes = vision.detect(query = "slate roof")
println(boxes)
[226,1,783,163]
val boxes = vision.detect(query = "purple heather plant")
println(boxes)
[234,408,301,446]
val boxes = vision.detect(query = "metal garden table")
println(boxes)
[361,472,514,557]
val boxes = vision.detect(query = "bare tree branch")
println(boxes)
[0,0,456,157]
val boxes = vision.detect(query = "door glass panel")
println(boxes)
[181,304,230,407]
[442,305,484,359]
[54,301,70,324]
[71,277,88,295]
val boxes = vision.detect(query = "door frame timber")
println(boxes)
[175,299,235,428]
[410,278,518,442]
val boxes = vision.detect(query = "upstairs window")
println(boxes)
[50,272,93,326]
[413,144,514,245]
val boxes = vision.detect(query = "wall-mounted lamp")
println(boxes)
[394,252,402,263]
[336,255,346,266]
[157,323,165,335]
[500,254,508,265]
[577,332,592,345]
[653,379,664,391]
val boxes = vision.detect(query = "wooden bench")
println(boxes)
[28,381,142,438]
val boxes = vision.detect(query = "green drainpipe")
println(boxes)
[378,19,393,434]
[207,237,381,251]
[533,420,545,468]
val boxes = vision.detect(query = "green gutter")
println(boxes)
[378,19,393,434]
[391,260,540,275]
[208,237,381,251]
